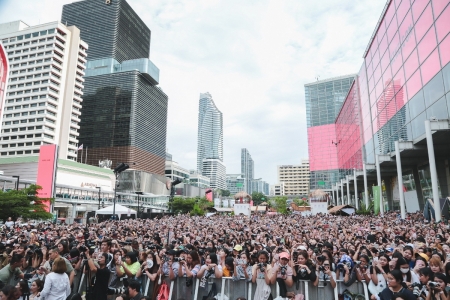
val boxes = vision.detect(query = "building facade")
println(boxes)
[270,183,285,196]
[0,20,87,161]
[62,0,168,175]
[202,158,226,190]
[165,160,189,182]
[226,173,245,195]
[189,170,210,189]
[61,0,150,63]
[197,92,226,189]
[305,75,355,191]
[241,148,254,194]
[326,0,450,215]
[277,160,310,195]
[251,178,270,195]
[0,43,8,125]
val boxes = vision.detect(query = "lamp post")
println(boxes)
[96,187,101,209]
[113,163,129,220]
[168,178,182,212]
[135,192,143,219]
[12,176,20,191]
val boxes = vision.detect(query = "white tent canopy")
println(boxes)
[95,204,136,220]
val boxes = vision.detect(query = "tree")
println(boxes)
[170,197,196,214]
[293,198,308,207]
[220,189,231,197]
[251,192,266,205]
[271,196,290,215]
[0,184,53,222]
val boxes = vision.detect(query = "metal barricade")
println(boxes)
[142,277,370,300]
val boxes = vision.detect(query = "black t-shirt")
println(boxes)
[93,266,111,300]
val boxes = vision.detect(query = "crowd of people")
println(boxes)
[0,211,449,300]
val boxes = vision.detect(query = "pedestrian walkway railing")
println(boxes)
[139,276,369,300]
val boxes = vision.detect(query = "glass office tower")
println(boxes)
[62,0,150,63]
[62,0,168,175]
[305,75,355,191]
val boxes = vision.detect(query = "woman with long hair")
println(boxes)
[370,269,415,300]
[369,253,391,295]
[15,280,30,300]
[29,279,44,300]
[292,250,318,286]
[251,251,272,300]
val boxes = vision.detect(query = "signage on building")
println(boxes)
[0,43,9,127]
[81,182,98,188]
[36,144,58,212]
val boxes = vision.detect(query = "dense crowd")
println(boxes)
[0,211,449,300]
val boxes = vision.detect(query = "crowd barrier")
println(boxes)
[138,276,369,300]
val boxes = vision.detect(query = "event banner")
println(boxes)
[373,186,381,215]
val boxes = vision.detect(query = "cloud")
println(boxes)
[0,0,386,185]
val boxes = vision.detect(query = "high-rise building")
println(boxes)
[197,92,226,189]
[277,160,310,195]
[251,178,269,195]
[270,183,285,196]
[189,170,210,189]
[0,20,87,160]
[62,0,168,175]
[241,148,254,194]
[165,160,189,182]
[226,173,245,195]
[305,75,355,191]
[61,0,150,63]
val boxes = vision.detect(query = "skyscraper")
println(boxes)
[305,75,355,191]
[0,20,87,160]
[197,92,226,189]
[241,148,254,194]
[61,0,168,175]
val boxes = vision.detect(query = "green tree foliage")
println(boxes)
[251,192,266,205]
[271,196,290,215]
[293,198,308,206]
[356,201,374,215]
[169,196,213,215]
[220,189,231,197]
[0,184,53,222]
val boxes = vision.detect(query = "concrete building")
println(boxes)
[197,92,226,189]
[0,20,87,161]
[165,160,189,182]
[241,148,254,194]
[277,160,310,196]
[270,183,285,196]
[226,174,245,195]
[62,0,168,175]
[189,170,210,189]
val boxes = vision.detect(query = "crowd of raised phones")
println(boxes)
[0,211,449,300]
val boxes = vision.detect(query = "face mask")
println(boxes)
[400,268,409,274]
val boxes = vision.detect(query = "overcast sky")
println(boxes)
[0,0,387,185]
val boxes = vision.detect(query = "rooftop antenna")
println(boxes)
[315,76,320,81]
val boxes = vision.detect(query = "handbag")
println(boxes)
[202,282,217,300]
[156,281,169,300]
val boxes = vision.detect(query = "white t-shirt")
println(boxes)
[5,221,14,228]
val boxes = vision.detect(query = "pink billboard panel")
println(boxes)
[36,144,58,212]
[0,43,8,125]
[308,124,339,171]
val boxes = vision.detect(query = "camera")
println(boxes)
[163,256,170,262]
[280,265,287,276]
[428,282,440,288]
[318,266,325,272]
[299,268,307,277]
[258,263,267,272]
[174,257,185,262]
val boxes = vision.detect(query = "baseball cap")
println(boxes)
[279,252,290,260]
[415,252,429,262]
[385,247,394,253]
[297,246,307,251]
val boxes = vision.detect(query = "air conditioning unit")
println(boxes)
[105,0,111,4]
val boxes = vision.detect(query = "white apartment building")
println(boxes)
[202,158,226,190]
[270,183,285,196]
[277,159,310,195]
[165,160,190,182]
[0,20,87,161]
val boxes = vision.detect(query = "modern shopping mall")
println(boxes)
[306,0,450,221]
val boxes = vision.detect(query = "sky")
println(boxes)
[0,0,387,185]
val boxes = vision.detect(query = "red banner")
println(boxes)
[0,43,9,124]
[36,145,58,212]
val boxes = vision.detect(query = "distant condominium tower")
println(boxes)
[197,92,226,189]
[61,0,168,175]
[305,75,355,191]
[241,148,254,194]
[0,20,87,160]
[277,160,310,195]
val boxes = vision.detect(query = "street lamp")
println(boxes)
[113,163,129,220]
[135,192,143,219]
[12,176,20,191]
[96,187,101,209]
